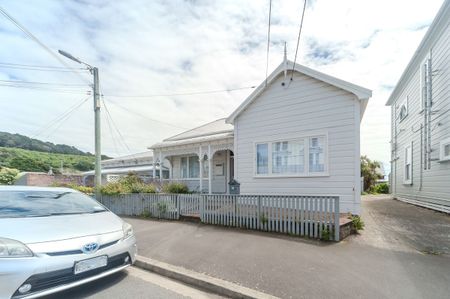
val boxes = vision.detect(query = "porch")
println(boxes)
[150,118,235,194]
[153,146,234,194]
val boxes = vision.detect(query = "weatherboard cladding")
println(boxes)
[233,71,361,214]
[390,18,450,208]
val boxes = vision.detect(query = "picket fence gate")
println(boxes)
[100,194,340,241]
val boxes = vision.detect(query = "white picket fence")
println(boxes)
[100,193,340,241]
[100,193,179,220]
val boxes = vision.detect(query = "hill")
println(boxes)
[0,147,95,173]
[0,131,90,156]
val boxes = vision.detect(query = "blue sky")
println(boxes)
[0,0,445,172]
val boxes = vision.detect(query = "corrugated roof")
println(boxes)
[102,151,153,164]
[83,165,167,176]
[150,118,234,149]
[151,132,233,149]
[164,118,233,141]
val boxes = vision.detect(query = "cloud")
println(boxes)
[0,0,445,170]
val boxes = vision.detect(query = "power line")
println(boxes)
[103,86,256,98]
[0,62,85,70]
[0,6,91,84]
[0,79,88,87]
[102,99,121,156]
[265,0,272,87]
[33,96,91,138]
[290,0,307,82]
[102,98,131,153]
[0,83,91,94]
[104,98,189,130]
[0,62,88,73]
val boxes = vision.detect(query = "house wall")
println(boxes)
[234,72,361,214]
[390,21,450,209]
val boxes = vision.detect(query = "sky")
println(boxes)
[0,0,445,173]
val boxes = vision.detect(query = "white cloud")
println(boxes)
[0,0,445,169]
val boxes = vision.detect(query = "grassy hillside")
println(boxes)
[0,147,95,173]
[0,131,91,155]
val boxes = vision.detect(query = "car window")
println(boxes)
[0,191,107,218]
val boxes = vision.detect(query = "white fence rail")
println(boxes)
[100,194,340,241]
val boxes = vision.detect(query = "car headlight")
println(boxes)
[0,238,33,258]
[122,222,134,240]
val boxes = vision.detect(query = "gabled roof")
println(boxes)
[226,60,372,123]
[150,118,234,149]
[164,118,233,142]
[386,0,449,106]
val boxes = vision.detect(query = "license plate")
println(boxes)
[74,256,108,274]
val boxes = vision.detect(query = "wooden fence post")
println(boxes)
[334,196,340,241]
[176,194,180,219]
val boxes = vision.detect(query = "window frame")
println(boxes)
[403,142,413,185]
[180,155,200,179]
[439,138,450,162]
[253,133,329,178]
[399,96,408,122]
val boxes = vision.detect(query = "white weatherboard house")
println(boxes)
[151,60,372,214]
[386,0,450,213]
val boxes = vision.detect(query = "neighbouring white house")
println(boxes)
[82,151,169,185]
[150,59,372,214]
[386,0,449,213]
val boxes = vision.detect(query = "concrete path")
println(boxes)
[125,195,450,299]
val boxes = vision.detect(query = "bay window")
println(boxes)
[309,137,325,172]
[256,143,268,174]
[255,135,327,176]
[272,141,304,174]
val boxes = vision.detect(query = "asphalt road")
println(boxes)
[125,195,450,299]
[42,266,223,299]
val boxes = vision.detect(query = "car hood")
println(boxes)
[0,211,123,244]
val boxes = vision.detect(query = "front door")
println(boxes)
[212,151,227,193]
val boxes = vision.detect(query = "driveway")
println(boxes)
[125,195,450,299]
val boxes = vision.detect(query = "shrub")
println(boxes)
[100,182,128,195]
[141,209,151,218]
[349,215,365,231]
[119,172,143,187]
[129,183,156,194]
[99,173,157,195]
[162,182,189,194]
[157,201,168,217]
[0,167,19,185]
[51,182,94,195]
[321,228,331,241]
[371,183,389,194]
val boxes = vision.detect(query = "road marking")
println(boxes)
[125,266,222,299]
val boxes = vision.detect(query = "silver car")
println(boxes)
[0,186,137,299]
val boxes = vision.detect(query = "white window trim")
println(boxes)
[403,142,413,185]
[253,133,329,178]
[399,96,408,122]
[439,138,450,162]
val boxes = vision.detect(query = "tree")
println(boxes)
[0,167,20,185]
[361,155,383,192]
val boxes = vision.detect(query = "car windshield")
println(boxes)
[0,190,107,218]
